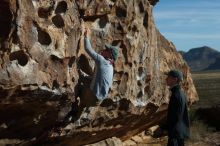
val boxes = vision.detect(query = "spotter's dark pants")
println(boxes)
[167,138,184,146]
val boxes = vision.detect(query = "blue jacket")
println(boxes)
[84,38,113,100]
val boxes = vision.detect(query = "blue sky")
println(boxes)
[153,0,220,52]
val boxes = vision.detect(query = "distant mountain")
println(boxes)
[205,56,220,70]
[180,46,220,71]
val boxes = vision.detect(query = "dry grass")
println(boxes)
[191,70,220,109]
[189,120,215,142]
[186,70,220,145]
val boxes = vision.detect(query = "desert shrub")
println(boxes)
[189,116,215,143]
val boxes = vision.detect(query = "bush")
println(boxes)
[188,109,215,143]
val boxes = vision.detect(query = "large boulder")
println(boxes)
[0,0,198,145]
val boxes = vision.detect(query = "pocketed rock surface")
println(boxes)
[0,0,198,145]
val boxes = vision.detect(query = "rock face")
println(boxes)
[0,0,198,145]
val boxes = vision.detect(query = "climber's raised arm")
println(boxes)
[83,28,100,61]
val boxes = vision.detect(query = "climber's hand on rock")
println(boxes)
[84,27,91,38]
[84,28,87,38]
[81,19,85,36]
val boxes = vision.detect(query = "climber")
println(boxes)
[157,70,190,146]
[80,27,119,105]
[63,26,119,123]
